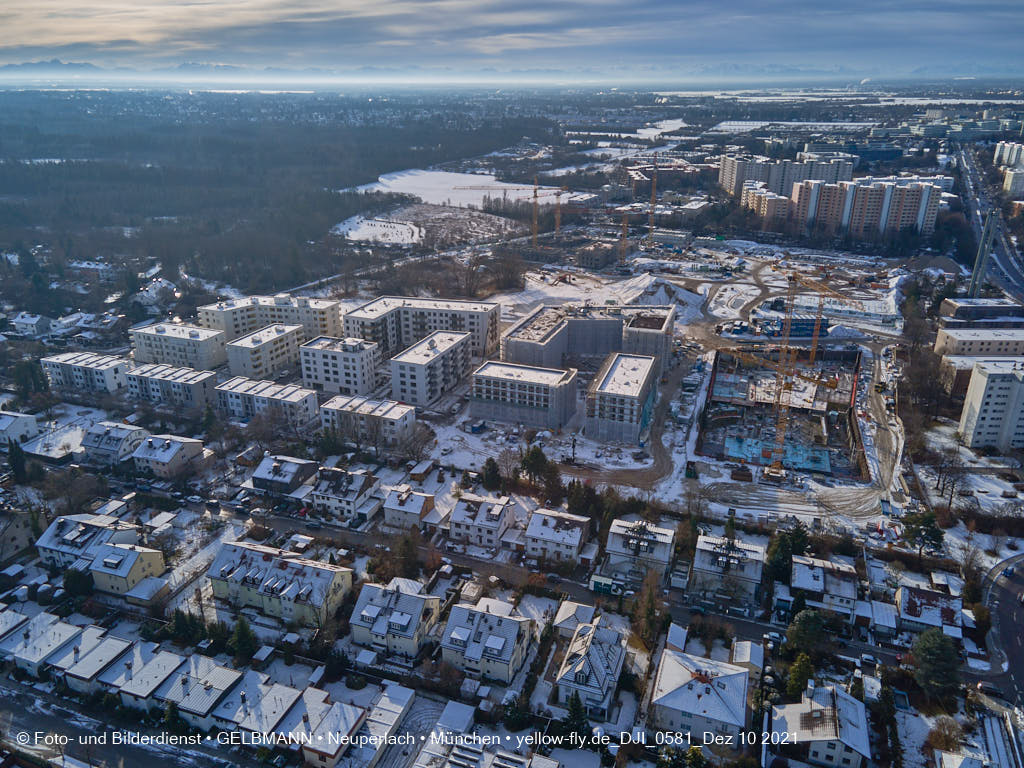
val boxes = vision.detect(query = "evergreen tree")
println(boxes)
[561,691,590,744]
[481,458,501,491]
[787,653,814,699]
[231,616,258,663]
[786,609,828,658]
[521,445,548,483]
[8,440,27,484]
[912,628,961,702]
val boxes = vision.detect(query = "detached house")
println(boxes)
[382,485,435,533]
[440,598,533,683]
[448,493,513,549]
[771,682,871,768]
[524,509,590,563]
[689,535,766,601]
[310,468,381,525]
[350,578,442,659]
[649,647,749,741]
[554,617,627,719]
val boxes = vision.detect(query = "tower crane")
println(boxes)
[453,177,560,247]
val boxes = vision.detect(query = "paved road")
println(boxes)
[982,552,1024,704]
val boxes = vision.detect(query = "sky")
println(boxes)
[1,0,1022,84]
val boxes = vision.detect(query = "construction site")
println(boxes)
[698,345,866,480]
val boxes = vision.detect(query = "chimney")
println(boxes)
[73,645,80,662]
[125,661,133,680]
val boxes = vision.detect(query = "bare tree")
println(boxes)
[497,448,521,484]
[399,423,434,463]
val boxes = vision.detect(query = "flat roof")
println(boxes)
[215,376,316,403]
[227,324,302,349]
[941,328,1024,341]
[41,352,127,369]
[391,330,470,365]
[941,355,1018,370]
[592,353,656,397]
[133,323,223,341]
[200,294,338,311]
[321,395,414,420]
[301,336,378,353]
[127,363,216,384]
[346,296,497,320]
[473,361,575,387]
[944,297,1020,307]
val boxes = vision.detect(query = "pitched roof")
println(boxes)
[351,578,439,640]
[555,618,627,697]
[441,599,531,666]
[651,650,748,729]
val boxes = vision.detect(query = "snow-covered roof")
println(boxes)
[96,641,161,691]
[553,601,596,634]
[772,683,870,759]
[227,323,302,350]
[131,434,203,463]
[89,543,161,579]
[41,351,126,370]
[321,394,414,421]
[346,296,497,320]
[896,585,962,630]
[383,485,432,516]
[450,493,512,532]
[65,635,132,682]
[441,598,530,666]
[390,330,470,365]
[117,649,186,699]
[525,509,589,549]
[273,687,363,750]
[252,454,318,485]
[133,322,222,341]
[590,353,656,398]
[35,513,138,561]
[555,617,627,699]
[871,600,899,630]
[212,669,302,733]
[127,363,216,385]
[153,654,242,716]
[302,336,377,353]
[207,541,352,610]
[215,376,316,404]
[473,361,575,387]
[791,554,857,599]
[81,421,148,452]
[351,578,439,641]
[46,625,108,673]
[0,609,30,641]
[0,611,82,668]
[312,467,377,502]
[651,649,749,729]
[731,640,764,670]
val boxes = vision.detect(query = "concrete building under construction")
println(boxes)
[698,347,866,478]
[501,303,675,374]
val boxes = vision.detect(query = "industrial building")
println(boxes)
[225,323,303,379]
[41,352,130,394]
[584,353,657,444]
[300,336,381,395]
[125,364,217,410]
[215,377,319,425]
[197,294,342,341]
[469,361,578,429]
[501,304,675,373]
[342,296,500,358]
[390,330,471,407]
[130,323,227,370]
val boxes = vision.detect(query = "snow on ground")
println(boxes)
[516,595,559,626]
[549,749,600,768]
[347,169,568,208]
[332,214,423,244]
[707,283,761,319]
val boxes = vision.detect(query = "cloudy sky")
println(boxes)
[1,0,1022,82]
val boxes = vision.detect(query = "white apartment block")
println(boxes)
[524,508,590,563]
[719,153,854,197]
[470,361,578,429]
[125,364,217,410]
[300,336,381,395]
[689,535,767,601]
[440,598,532,683]
[41,352,130,394]
[935,327,1024,357]
[959,360,1024,451]
[215,377,319,425]
[995,141,1024,167]
[130,323,226,370]
[585,353,657,443]
[320,395,416,447]
[1005,168,1024,196]
[343,296,500,358]
[226,323,303,379]
[604,518,676,580]
[197,294,342,341]
[390,330,471,407]
[448,493,512,548]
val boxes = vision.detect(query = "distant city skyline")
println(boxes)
[1,0,1022,85]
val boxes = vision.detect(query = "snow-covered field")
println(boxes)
[348,169,566,208]
[332,215,423,244]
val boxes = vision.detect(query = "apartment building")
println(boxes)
[440,598,532,683]
[300,336,381,395]
[584,353,657,443]
[207,541,353,627]
[80,422,150,466]
[995,141,1024,167]
[1004,169,1024,196]
[40,352,130,394]
[603,518,676,581]
[958,360,1024,451]
[448,493,512,548]
[501,304,675,374]
[524,508,590,563]
[131,435,209,478]
[740,182,791,227]
[689,535,767,601]
[342,296,500,358]
[470,361,578,429]
[197,294,342,341]
[789,179,941,237]
[125,364,217,410]
[719,154,854,197]
[226,323,303,379]
[390,330,471,407]
[215,377,319,425]
[36,513,140,569]
[130,323,227,370]
[320,395,416,447]
[935,327,1024,357]
[88,543,165,596]
[350,578,442,659]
